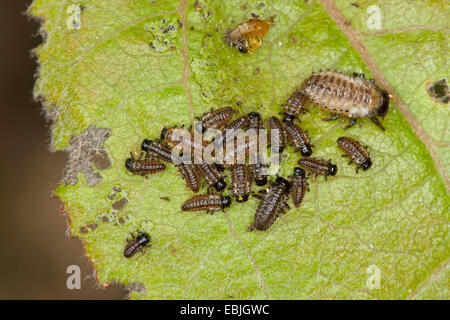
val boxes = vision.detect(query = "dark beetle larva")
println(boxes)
[225,18,270,53]
[125,152,166,177]
[283,87,309,122]
[181,194,232,213]
[337,136,372,173]
[214,115,250,147]
[197,163,227,191]
[297,157,337,180]
[196,106,238,133]
[141,139,174,163]
[178,163,202,193]
[124,231,151,258]
[231,164,252,202]
[283,120,313,157]
[248,177,291,231]
[249,154,269,186]
[300,70,390,130]
[248,111,264,131]
[161,127,208,155]
[268,116,288,153]
[290,167,309,207]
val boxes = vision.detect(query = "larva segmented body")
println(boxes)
[141,139,174,163]
[197,163,227,191]
[283,87,309,122]
[124,231,151,258]
[125,152,166,177]
[248,177,291,231]
[248,112,264,131]
[181,194,231,213]
[291,167,309,207]
[302,71,390,130]
[225,18,270,53]
[214,115,250,147]
[283,120,313,157]
[337,136,372,173]
[297,157,337,179]
[161,127,208,156]
[178,163,202,193]
[268,116,288,153]
[196,106,238,133]
[249,154,269,186]
[231,164,252,202]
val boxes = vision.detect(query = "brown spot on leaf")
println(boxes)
[427,79,449,104]
[112,198,128,211]
[63,125,111,186]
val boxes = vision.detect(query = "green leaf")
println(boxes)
[29,0,449,299]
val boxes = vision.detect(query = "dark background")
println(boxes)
[0,1,127,299]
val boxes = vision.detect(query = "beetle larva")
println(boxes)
[197,163,227,191]
[161,127,208,156]
[195,106,238,133]
[214,115,250,147]
[178,163,202,193]
[297,157,337,180]
[290,167,309,207]
[225,18,270,53]
[268,116,288,153]
[282,120,313,157]
[337,136,372,173]
[247,177,291,231]
[249,154,269,186]
[141,139,174,163]
[231,164,252,202]
[283,87,309,122]
[125,152,166,177]
[248,111,264,131]
[181,194,232,213]
[124,231,151,258]
[301,70,390,130]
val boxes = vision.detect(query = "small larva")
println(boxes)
[301,70,390,130]
[268,116,288,153]
[283,120,313,157]
[283,87,309,122]
[247,177,291,231]
[225,18,270,53]
[249,154,269,186]
[290,167,309,207]
[125,152,166,177]
[181,194,232,213]
[297,157,337,180]
[123,231,151,258]
[231,164,252,202]
[197,163,227,191]
[178,163,202,193]
[337,136,372,173]
[195,106,238,133]
[214,115,250,147]
[141,139,174,163]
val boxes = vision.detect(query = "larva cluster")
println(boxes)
[118,20,392,255]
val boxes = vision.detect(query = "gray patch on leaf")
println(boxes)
[112,198,128,211]
[63,125,111,186]
[126,282,147,296]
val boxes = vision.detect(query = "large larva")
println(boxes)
[125,152,166,177]
[141,139,174,163]
[225,18,270,53]
[247,177,291,231]
[181,194,232,213]
[285,71,390,130]
[231,164,252,202]
[337,136,372,173]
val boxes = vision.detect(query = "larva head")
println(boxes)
[300,146,313,157]
[125,158,134,170]
[376,87,390,118]
[328,164,338,176]
[221,196,232,208]
[255,177,267,186]
[293,167,306,178]
[141,139,152,152]
[214,180,227,191]
[282,113,295,122]
[136,232,151,246]
[275,176,291,191]
[361,159,372,171]
[160,127,168,140]
[237,43,248,53]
